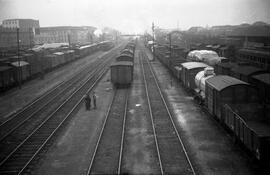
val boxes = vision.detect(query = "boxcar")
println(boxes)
[180,62,208,89]
[231,66,268,83]
[205,75,260,120]
[0,66,14,90]
[110,61,133,88]
[223,103,270,161]
[121,49,134,56]
[53,52,65,66]
[251,73,270,104]
[11,61,31,82]
[23,53,42,76]
[115,54,134,62]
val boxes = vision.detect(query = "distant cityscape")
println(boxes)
[0,18,120,50]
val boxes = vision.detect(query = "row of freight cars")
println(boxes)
[0,41,115,91]
[110,41,136,88]
[152,45,270,162]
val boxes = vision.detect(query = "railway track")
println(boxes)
[139,49,196,175]
[87,88,129,175]
[0,47,121,163]
[0,47,120,174]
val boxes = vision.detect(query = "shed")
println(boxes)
[231,66,269,82]
[181,62,208,89]
[11,61,31,82]
[205,75,259,120]
[251,73,270,104]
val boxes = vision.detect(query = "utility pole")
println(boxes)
[16,28,21,89]
[29,28,32,48]
[169,33,172,66]
[152,22,155,61]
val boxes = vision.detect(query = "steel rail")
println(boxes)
[142,50,196,175]
[117,89,129,175]
[0,52,114,174]
[139,51,164,175]
[0,52,113,143]
[18,67,108,175]
[86,89,129,175]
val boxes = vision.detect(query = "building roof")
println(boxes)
[238,48,270,56]
[231,66,268,76]
[181,62,208,70]
[111,61,133,67]
[11,61,29,67]
[206,75,248,91]
[217,62,237,69]
[252,73,270,85]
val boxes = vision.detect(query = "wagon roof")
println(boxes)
[111,61,133,66]
[231,65,268,76]
[53,52,64,55]
[0,66,12,71]
[206,75,248,91]
[181,62,208,70]
[118,54,133,58]
[216,62,237,68]
[11,61,29,67]
[252,73,270,85]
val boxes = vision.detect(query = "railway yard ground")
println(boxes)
[0,50,109,119]
[0,41,267,174]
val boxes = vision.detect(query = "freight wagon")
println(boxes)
[150,42,270,162]
[110,61,133,88]
[180,62,208,89]
[205,75,260,120]
[0,66,14,90]
[223,103,270,162]
[115,53,134,62]
[11,61,31,82]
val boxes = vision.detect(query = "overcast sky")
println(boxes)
[0,0,270,33]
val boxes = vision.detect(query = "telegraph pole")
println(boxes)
[16,27,21,89]
[152,22,155,61]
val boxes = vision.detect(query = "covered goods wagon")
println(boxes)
[110,61,133,88]
[205,75,260,120]
[180,62,208,89]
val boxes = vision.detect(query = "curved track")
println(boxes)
[0,46,120,174]
[139,49,196,175]
[87,88,129,175]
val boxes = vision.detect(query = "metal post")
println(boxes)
[16,28,21,89]
[169,33,173,87]
[29,28,32,48]
[152,22,155,61]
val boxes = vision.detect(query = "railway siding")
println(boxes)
[140,49,196,175]
[144,45,257,175]
[88,89,129,174]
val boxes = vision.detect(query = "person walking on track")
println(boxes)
[93,91,97,109]
[84,93,91,110]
